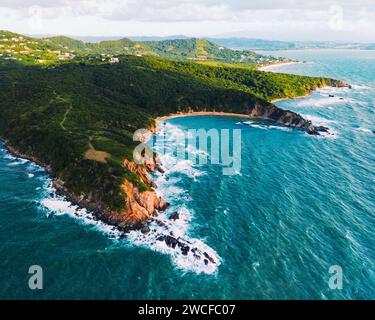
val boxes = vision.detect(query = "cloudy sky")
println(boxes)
[1,0,375,41]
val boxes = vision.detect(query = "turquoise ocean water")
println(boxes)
[0,50,374,299]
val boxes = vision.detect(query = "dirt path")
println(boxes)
[60,105,72,130]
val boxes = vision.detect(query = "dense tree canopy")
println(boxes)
[0,54,339,212]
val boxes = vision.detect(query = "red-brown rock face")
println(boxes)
[121,158,168,224]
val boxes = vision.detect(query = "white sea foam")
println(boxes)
[304,128,337,139]
[300,114,338,138]
[295,96,348,108]
[186,144,209,157]
[40,188,122,239]
[147,122,221,274]
[155,123,206,178]
[3,153,17,161]
[351,84,372,90]
[1,121,218,275]
[241,121,291,132]
[246,123,268,130]
[127,206,221,275]
[268,125,292,132]
[252,262,260,270]
[39,182,220,275]
[26,162,44,172]
[355,127,373,134]
[7,158,28,166]
[301,114,336,126]
[318,86,351,94]
[38,121,220,275]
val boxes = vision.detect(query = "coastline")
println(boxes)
[0,80,347,271]
[0,107,307,232]
[155,111,253,122]
[0,139,220,272]
[1,141,114,224]
[270,83,351,103]
[271,92,313,103]
[258,61,301,72]
[1,83,349,233]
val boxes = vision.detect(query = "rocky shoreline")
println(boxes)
[3,139,219,266]
[1,80,351,266]
[3,79,351,228]
[3,142,164,232]
[2,93,346,230]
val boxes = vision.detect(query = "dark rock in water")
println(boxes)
[372,130,375,134]
[193,254,201,260]
[165,235,178,248]
[329,94,335,98]
[156,220,166,227]
[156,164,165,174]
[307,125,319,135]
[159,201,170,212]
[204,259,209,265]
[340,98,344,100]
[169,212,179,221]
[156,235,166,241]
[316,126,330,133]
[335,81,351,88]
[141,226,150,234]
[178,243,190,255]
[119,233,126,240]
[306,123,330,136]
[349,85,353,89]
[191,248,198,254]
[204,252,216,264]
[156,235,192,257]
[118,222,128,231]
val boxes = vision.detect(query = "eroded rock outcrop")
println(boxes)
[121,157,169,226]
[248,103,328,135]
[121,180,167,223]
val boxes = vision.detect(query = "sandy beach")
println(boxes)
[155,111,253,122]
[258,61,300,72]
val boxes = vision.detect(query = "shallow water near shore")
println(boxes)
[1,49,374,299]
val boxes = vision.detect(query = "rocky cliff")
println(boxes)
[121,158,169,227]
[248,102,327,135]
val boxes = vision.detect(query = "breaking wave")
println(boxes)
[239,121,292,132]
[34,122,221,275]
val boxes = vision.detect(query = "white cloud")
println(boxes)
[329,4,344,31]
[0,0,374,41]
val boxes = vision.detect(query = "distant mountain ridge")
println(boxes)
[42,35,286,66]
[0,29,348,232]
[27,32,375,51]
[0,30,289,66]
[207,38,375,51]
[0,54,343,229]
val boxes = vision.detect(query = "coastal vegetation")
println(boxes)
[0,31,347,228]
[0,30,288,67]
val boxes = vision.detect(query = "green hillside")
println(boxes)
[0,31,76,65]
[130,57,338,101]
[0,54,341,221]
[0,30,290,67]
